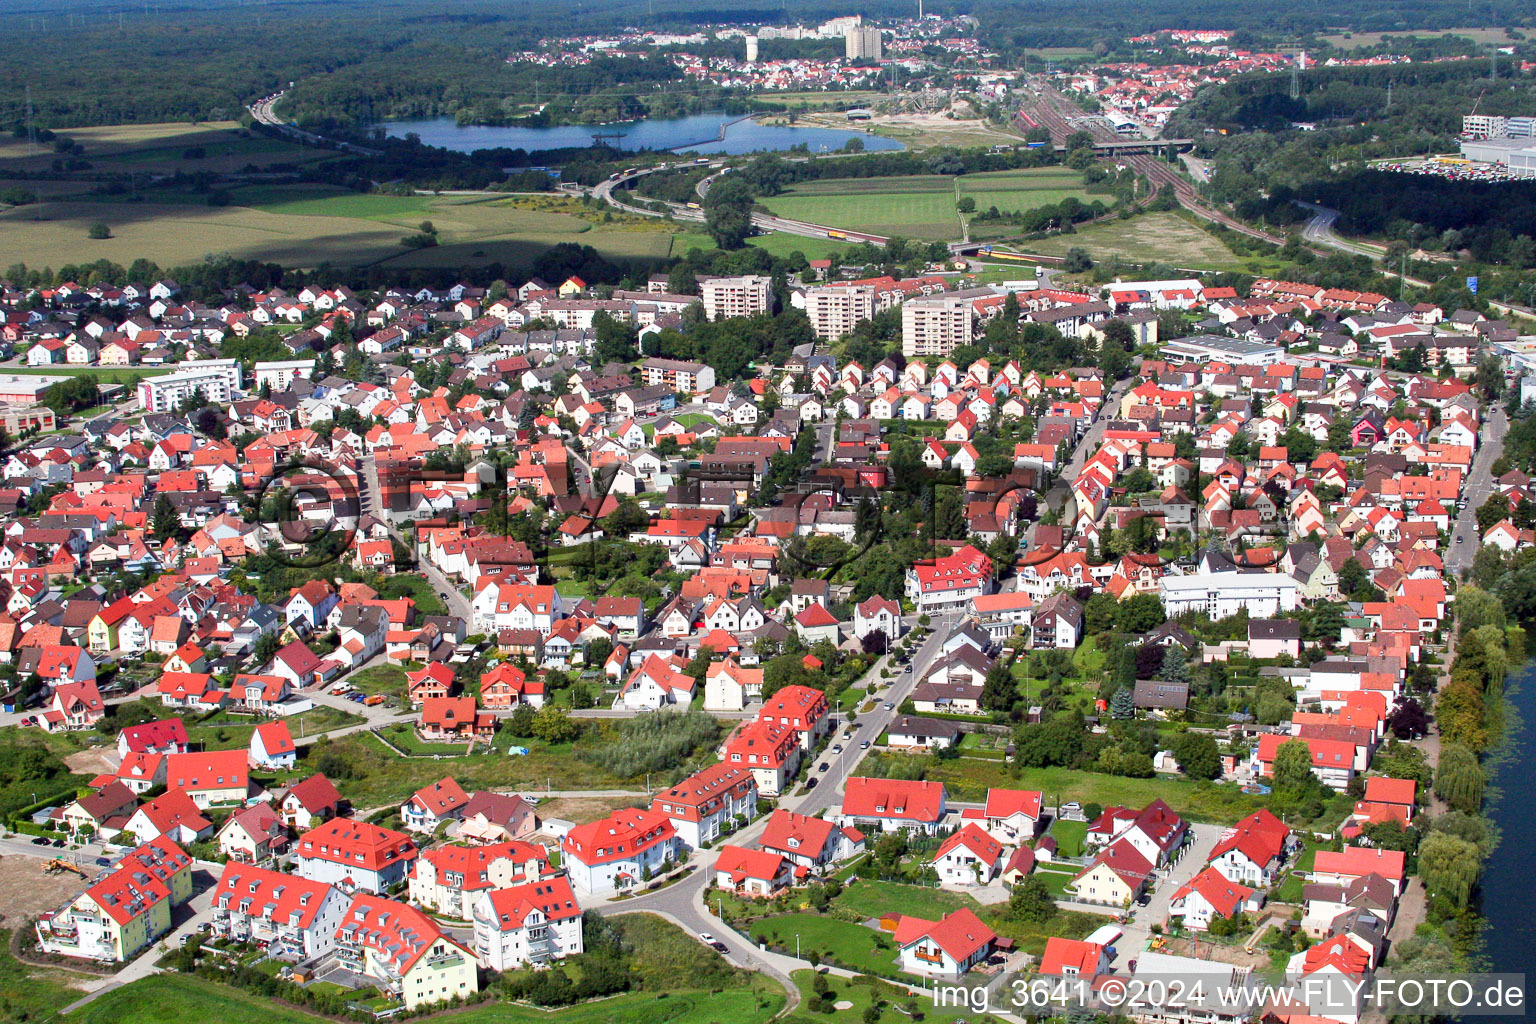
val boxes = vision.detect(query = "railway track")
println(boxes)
[1027,81,1289,246]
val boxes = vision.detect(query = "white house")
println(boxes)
[471,876,584,971]
[559,808,680,895]
[894,908,997,977]
[931,824,1006,886]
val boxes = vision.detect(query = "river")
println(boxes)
[373,110,905,156]
[1480,662,1533,972]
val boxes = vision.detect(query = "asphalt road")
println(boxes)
[1297,203,1386,261]
[1445,403,1508,575]
[590,611,963,1002]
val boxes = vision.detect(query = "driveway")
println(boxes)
[1110,822,1224,964]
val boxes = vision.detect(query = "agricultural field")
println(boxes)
[1321,26,1522,49]
[1023,211,1248,271]
[0,121,332,178]
[670,228,854,262]
[0,184,677,273]
[761,178,960,240]
[759,168,1092,241]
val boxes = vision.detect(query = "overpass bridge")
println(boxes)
[1055,138,1194,153]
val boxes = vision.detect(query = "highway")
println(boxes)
[1298,202,1387,260]
[247,90,382,157]
[1298,202,1536,321]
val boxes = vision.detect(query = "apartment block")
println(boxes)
[701,275,772,321]
[902,296,976,358]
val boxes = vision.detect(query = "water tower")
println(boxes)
[745,35,759,62]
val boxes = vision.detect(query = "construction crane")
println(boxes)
[1471,89,1486,116]
[45,858,88,878]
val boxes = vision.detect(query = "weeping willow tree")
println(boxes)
[1433,743,1487,814]
[1417,830,1482,910]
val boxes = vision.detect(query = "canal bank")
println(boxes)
[1479,664,1531,973]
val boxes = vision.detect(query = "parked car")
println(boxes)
[804,777,818,789]
[859,740,870,749]
[882,702,894,711]
[818,762,829,772]
[831,743,842,753]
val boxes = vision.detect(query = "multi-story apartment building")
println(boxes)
[35,837,193,962]
[209,863,349,961]
[135,358,243,413]
[407,840,551,919]
[471,875,584,971]
[701,275,772,321]
[649,762,758,849]
[332,895,480,1010]
[902,296,976,358]
[805,284,877,340]
[560,808,680,895]
[295,819,418,894]
[639,357,716,394]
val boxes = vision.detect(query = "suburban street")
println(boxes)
[588,610,963,1004]
[1445,403,1508,574]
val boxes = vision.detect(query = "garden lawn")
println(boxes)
[1032,863,1082,898]
[863,755,1270,824]
[378,722,474,756]
[1274,840,1322,903]
[833,879,979,922]
[748,914,900,975]
[1049,818,1089,857]
[787,970,1000,1024]
[66,971,782,1024]
[349,664,408,697]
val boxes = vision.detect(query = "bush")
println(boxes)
[583,710,724,776]
[87,222,111,239]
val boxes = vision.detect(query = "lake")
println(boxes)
[375,111,905,156]
[1481,662,1533,974]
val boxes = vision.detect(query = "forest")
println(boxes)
[4,0,1535,130]
[1168,60,1536,286]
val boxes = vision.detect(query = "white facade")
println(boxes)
[137,361,243,413]
[701,275,772,321]
[1158,571,1300,619]
[805,284,877,341]
[470,882,583,972]
[902,296,975,358]
[254,359,317,391]
[563,834,680,896]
